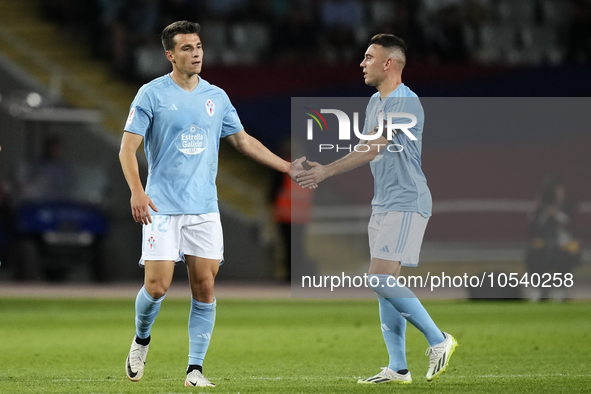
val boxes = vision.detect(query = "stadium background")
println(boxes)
[1,0,590,286]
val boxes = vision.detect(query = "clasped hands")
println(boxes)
[289,156,326,190]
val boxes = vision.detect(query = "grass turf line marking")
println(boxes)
[472,374,591,378]
[51,374,590,383]
[51,379,127,382]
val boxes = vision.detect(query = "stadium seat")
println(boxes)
[229,22,271,64]
[201,22,228,65]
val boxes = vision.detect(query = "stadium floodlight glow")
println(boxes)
[1,91,46,117]
[26,92,42,108]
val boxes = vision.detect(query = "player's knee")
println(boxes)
[195,276,215,291]
[147,287,168,299]
[145,281,169,299]
[191,276,215,298]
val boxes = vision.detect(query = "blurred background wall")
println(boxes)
[0,0,590,284]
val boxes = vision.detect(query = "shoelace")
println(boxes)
[188,370,211,384]
[359,367,389,381]
[425,346,443,366]
[129,346,145,367]
[377,367,398,378]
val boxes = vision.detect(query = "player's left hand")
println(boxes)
[296,160,327,189]
[130,190,158,225]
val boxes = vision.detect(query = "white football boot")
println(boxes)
[425,332,458,381]
[357,367,412,384]
[125,336,149,382]
[185,370,216,387]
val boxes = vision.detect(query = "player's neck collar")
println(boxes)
[379,82,404,99]
[168,72,201,92]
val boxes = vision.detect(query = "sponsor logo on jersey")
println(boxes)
[205,99,215,117]
[176,124,207,155]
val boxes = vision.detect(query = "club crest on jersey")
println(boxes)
[147,236,156,253]
[205,99,215,117]
[377,109,384,122]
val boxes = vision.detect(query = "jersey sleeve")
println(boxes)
[220,91,244,138]
[124,86,153,137]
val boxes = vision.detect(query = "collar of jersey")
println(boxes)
[378,83,406,100]
[167,73,203,94]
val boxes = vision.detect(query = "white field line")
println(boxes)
[51,373,591,382]
[465,374,590,378]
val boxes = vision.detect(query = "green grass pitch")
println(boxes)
[0,298,590,393]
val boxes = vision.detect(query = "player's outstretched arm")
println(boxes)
[119,131,158,225]
[296,134,387,189]
[226,130,290,172]
[224,130,308,181]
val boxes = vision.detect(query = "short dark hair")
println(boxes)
[160,21,201,51]
[369,34,407,57]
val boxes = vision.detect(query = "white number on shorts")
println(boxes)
[151,215,170,233]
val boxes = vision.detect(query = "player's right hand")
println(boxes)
[290,156,318,189]
[130,191,158,225]
[296,160,325,189]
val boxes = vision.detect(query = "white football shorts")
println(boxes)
[140,213,224,266]
[368,211,429,267]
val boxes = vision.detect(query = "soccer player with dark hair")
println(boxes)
[297,34,458,384]
[119,20,306,387]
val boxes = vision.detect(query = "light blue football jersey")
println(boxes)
[363,83,432,217]
[124,74,243,214]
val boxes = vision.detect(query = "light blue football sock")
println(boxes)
[369,274,445,346]
[188,297,216,366]
[378,296,408,372]
[135,285,165,339]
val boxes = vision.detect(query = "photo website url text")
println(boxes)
[301,272,574,292]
